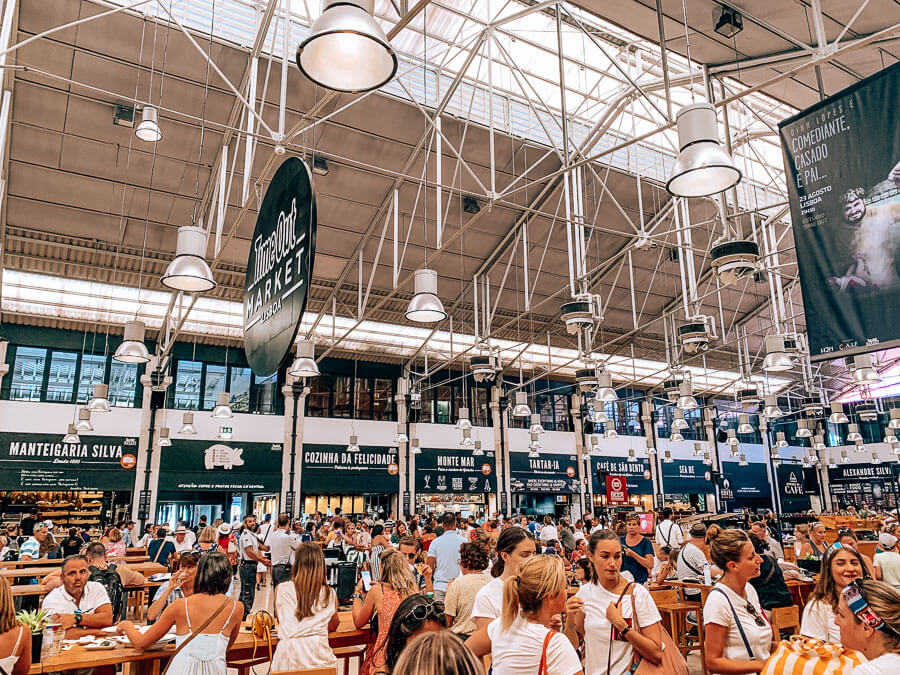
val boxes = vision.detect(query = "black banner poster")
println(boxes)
[720,462,772,507]
[591,457,651,494]
[779,63,900,360]
[415,448,496,493]
[243,157,317,376]
[0,432,138,490]
[301,444,399,494]
[159,439,283,491]
[508,453,580,494]
[776,464,819,513]
[827,463,900,510]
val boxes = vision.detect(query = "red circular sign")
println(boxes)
[610,477,624,491]
[566,466,576,478]
[481,463,492,475]
[387,462,399,475]
[120,454,136,470]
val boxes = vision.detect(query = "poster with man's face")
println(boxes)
[779,62,900,360]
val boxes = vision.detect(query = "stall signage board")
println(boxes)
[591,457,652,493]
[159,439,283,491]
[720,461,772,506]
[661,459,714,496]
[137,489,151,520]
[415,448,496,493]
[606,475,628,505]
[776,464,819,513]
[0,432,138,490]
[301,443,399,494]
[828,463,899,510]
[508,452,580,494]
[243,157,317,377]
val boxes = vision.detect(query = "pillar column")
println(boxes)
[133,359,160,527]
[281,376,307,518]
[570,393,590,520]
[642,401,661,510]
[490,386,508,516]
[704,407,722,514]
[396,378,410,517]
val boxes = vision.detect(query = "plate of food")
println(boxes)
[83,639,119,650]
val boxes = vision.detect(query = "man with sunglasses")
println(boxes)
[399,536,433,594]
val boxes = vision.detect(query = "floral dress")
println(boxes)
[360,585,402,675]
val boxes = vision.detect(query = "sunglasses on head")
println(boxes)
[401,600,445,625]
[179,551,201,561]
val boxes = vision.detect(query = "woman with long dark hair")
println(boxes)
[801,542,869,644]
[471,527,535,630]
[385,594,447,671]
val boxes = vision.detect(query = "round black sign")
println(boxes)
[243,157,317,377]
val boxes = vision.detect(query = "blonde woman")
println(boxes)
[104,527,125,558]
[196,526,219,553]
[834,578,900,672]
[0,577,30,674]
[272,542,339,671]
[354,549,419,675]
[467,554,582,675]
[393,630,485,675]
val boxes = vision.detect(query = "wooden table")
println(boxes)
[1,562,167,580]
[785,578,815,610]
[1,556,146,570]
[655,600,705,675]
[29,610,368,674]
[11,579,167,598]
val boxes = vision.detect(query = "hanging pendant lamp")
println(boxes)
[296,0,398,94]
[796,418,813,438]
[289,340,320,378]
[775,432,788,448]
[726,429,738,446]
[396,423,409,444]
[828,401,849,424]
[211,392,233,419]
[410,438,421,455]
[671,408,688,430]
[670,431,684,442]
[846,424,863,442]
[87,383,111,413]
[512,392,531,418]
[666,102,741,198]
[456,407,473,431]
[63,424,80,444]
[405,268,446,323]
[737,413,753,434]
[180,412,197,435]
[158,427,172,447]
[646,437,656,455]
[762,395,783,419]
[74,408,93,432]
[161,226,215,292]
[114,320,150,364]
[461,428,475,448]
[135,106,163,142]
[529,414,545,435]
[889,409,900,430]
[762,334,793,372]
[676,381,697,411]
[596,370,617,402]
[346,434,360,453]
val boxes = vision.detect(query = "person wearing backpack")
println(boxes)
[41,541,146,606]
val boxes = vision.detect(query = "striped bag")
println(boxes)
[761,636,865,675]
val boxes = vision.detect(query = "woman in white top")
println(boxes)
[0,578,30,675]
[801,543,867,644]
[834,578,900,674]
[564,529,662,675]
[703,529,775,674]
[118,551,242,675]
[272,542,340,671]
[471,527,535,630]
[467,554,582,675]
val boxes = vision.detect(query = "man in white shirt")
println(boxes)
[677,523,714,603]
[42,555,113,638]
[426,512,467,601]
[655,508,684,550]
[539,515,558,546]
[181,520,197,547]
[239,515,270,618]
[269,513,300,587]
[172,527,194,554]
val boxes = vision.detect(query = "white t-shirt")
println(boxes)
[800,598,842,644]
[239,529,260,561]
[540,525,559,544]
[486,615,582,675]
[576,581,662,675]
[427,531,468,592]
[655,519,684,549]
[704,583,772,668]
[173,539,193,554]
[43,581,112,616]
[874,552,900,589]
[472,576,504,621]
[853,653,900,674]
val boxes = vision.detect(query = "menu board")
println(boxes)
[827,463,899,510]
[159,439,283,491]
[591,457,652,494]
[415,448,496,493]
[508,453,580,494]
[0,432,138,491]
[301,444,399,493]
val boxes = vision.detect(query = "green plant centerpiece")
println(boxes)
[16,608,52,634]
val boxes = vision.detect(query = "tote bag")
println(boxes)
[761,636,865,675]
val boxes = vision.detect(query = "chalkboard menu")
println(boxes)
[415,448,496,493]
[509,453,580,494]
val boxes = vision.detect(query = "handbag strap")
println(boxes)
[607,582,635,674]
[152,541,164,564]
[161,596,232,675]
[712,587,754,659]
[537,628,556,675]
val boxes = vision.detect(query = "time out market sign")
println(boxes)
[243,157,317,377]
[0,432,138,490]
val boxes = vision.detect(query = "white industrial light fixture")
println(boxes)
[529,414,544,435]
[854,440,866,453]
[646,437,656,455]
[762,394,783,419]
[396,423,408,443]
[663,449,673,463]
[456,408,473,431]
[666,102,741,198]
[211,392,233,419]
[852,354,881,384]
[161,226,215,292]
[158,427,171,447]
[528,432,541,458]
[813,435,826,452]
[405,268,446,323]
[592,400,609,424]
[346,434,360,453]
[676,381,697,411]
[762,335,793,372]
[63,424,80,444]
[829,401,849,424]
[410,438,421,455]
[473,439,484,456]
[775,432,788,448]
[460,428,475,448]
[737,413,753,434]
[872,453,882,465]
[180,412,197,435]
[627,447,636,460]
[885,429,898,445]
[889,409,900,430]
[841,449,850,463]
[512,392,531,418]
[796,419,812,438]
[288,340,320,378]
[561,300,596,334]
[711,240,759,286]
[827,456,838,469]
[590,435,601,453]
[693,442,703,457]
[134,105,162,142]
[114,320,150,364]
[703,451,712,465]
[738,453,748,467]
[846,424,863,442]
[74,408,93,432]
[604,427,618,439]
[726,428,738,447]
[295,0,398,94]
[595,370,617,402]
[672,409,689,430]
[892,441,900,456]
[87,383,111,413]
[670,431,684,442]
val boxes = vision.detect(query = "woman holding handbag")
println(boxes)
[801,543,868,644]
[117,551,241,674]
[563,529,669,675]
[466,554,582,675]
[835,578,900,673]
[704,529,775,674]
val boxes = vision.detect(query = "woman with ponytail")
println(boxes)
[466,554,582,675]
[471,527,535,630]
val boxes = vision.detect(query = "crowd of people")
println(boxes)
[3,507,900,673]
